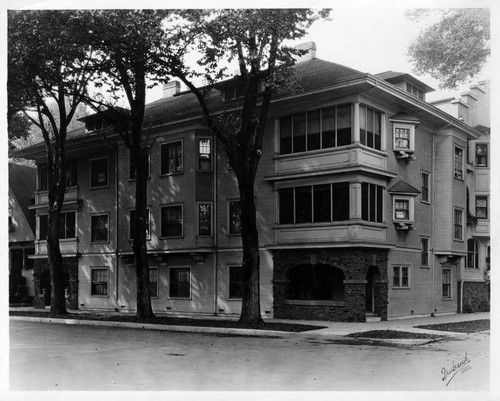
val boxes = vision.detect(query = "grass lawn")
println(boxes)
[9,310,326,333]
[415,319,490,333]
[347,330,442,339]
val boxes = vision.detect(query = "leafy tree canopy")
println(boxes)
[407,8,490,89]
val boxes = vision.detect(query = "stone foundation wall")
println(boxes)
[462,281,490,313]
[273,248,388,322]
[33,257,79,310]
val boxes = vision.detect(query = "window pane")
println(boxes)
[91,269,108,296]
[336,105,351,146]
[475,196,488,219]
[91,158,108,187]
[229,201,242,235]
[66,159,77,186]
[307,110,321,151]
[367,109,374,148]
[373,112,381,150]
[199,204,211,236]
[293,113,306,153]
[162,206,183,237]
[376,185,383,223]
[199,139,211,170]
[295,186,312,224]
[280,116,292,154]
[421,173,429,202]
[65,212,76,239]
[130,209,150,240]
[170,268,190,298]
[395,128,410,149]
[454,209,463,239]
[91,215,109,242]
[393,266,400,287]
[332,183,350,221]
[229,266,243,299]
[279,188,294,224]
[149,268,158,297]
[475,144,488,166]
[421,238,429,266]
[395,200,409,220]
[361,183,369,221]
[359,106,367,146]
[402,267,409,287]
[39,215,48,240]
[322,107,335,148]
[161,142,182,174]
[313,184,331,222]
[454,147,463,179]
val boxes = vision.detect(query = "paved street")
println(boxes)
[10,320,489,391]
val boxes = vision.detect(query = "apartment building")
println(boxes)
[431,81,491,313]
[18,42,484,321]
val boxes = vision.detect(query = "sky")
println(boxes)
[141,4,493,104]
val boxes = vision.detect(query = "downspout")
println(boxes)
[213,133,218,316]
[431,130,436,317]
[115,146,119,307]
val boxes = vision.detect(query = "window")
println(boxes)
[393,266,409,288]
[149,268,158,298]
[38,164,48,191]
[454,146,464,179]
[475,196,488,219]
[229,201,242,235]
[91,268,108,296]
[91,214,109,243]
[391,121,416,154]
[394,127,410,149]
[360,105,382,150]
[129,148,151,180]
[442,269,451,299]
[421,238,429,267]
[467,239,479,269]
[229,266,243,299]
[421,172,430,203]
[224,84,244,101]
[286,264,345,302]
[86,119,108,132]
[129,208,150,240]
[475,143,488,167]
[279,104,352,154]
[405,82,424,100]
[361,183,383,223]
[169,267,190,298]
[198,204,212,236]
[90,157,109,188]
[66,159,78,187]
[278,182,350,225]
[394,199,409,220]
[198,139,212,170]
[38,212,76,240]
[161,205,183,237]
[454,209,463,240]
[160,141,183,175]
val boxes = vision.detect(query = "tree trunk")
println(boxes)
[133,144,154,318]
[237,173,263,327]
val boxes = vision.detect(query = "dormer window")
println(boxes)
[85,119,108,132]
[224,84,244,101]
[405,82,424,100]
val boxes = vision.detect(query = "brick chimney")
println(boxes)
[163,81,181,98]
[294,41,317,63]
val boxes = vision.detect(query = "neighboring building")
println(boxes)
[17,42,485,321]
[8,163,36,301]
[431,81,491,313]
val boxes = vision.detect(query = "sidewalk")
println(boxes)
[9,306,490,345]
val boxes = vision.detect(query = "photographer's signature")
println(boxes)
[441,353,472,386]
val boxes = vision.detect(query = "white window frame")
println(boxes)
[421,237,430,267]
[160,140,184,176]
[392,265,410,288]
[168,266,191,299]
[90,213,110,244]
[198,202,212,237]
[421,171,430,203]
[392,123,415,152]
[228,200,242,236]
[475,143,488,167]
[475,195,488,220]
[392,196,415,223]
[90,156,109,189]
[442,269,452,299]
[454,146,464,180]
[197,138,212,171]
[228,265,243,300]
[466,239,479,269]
[453,207,464,241]
[149,267,159,298]
[90,267,109,297]
[160,203,184,238]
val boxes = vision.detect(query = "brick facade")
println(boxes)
[273,248,388,322]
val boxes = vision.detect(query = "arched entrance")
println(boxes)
[366,266,380,313]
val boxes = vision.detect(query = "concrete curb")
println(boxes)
[9,316,293,338]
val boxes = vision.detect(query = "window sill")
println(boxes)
[90,185,110,190]
[168,297,192,300]
[441,298,453,301]
[159,172,183,177]
[420,265,430,269]
[91,241,110,245]
[90,295,109,298]
[392,287,410,290]
[160,236,184,240]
